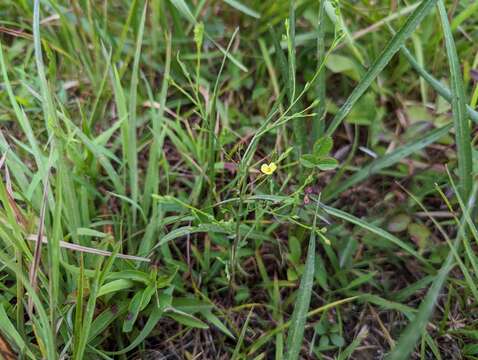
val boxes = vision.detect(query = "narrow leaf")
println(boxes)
[285,205,318,359]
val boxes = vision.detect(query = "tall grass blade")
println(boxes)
[326,0,437,136]
[312,0,327,142]
[232,307,254,359]
[27,168,50,313]
[33,0,58,132]
[224,0,260,19]
[437,0,472,202]
[143,33,171,213]
[285,205,318,360]
[451,1,478,30]
[127,2,147,225]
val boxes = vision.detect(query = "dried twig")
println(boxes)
[27,168,49,314]
[26,235,151,263]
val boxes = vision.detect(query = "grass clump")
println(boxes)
[0,0,478,359]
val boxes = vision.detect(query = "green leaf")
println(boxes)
[300,154,320,168]
[315,322,327,335]
[77,228,107,238]
[88,302,128,342]
[319,335,330,347]
[107,304,165,355]
[202,311,235,339]
[317,157,339,171]
[172,298,213,313]
[313,137,333,157]
[288,236,302,264]
[326,54,361,81]
[451,1,478,30]
[0,304,35,358]
[387,214,411,233]
[330,333,345,347]
[166,309,209,329]
[408,223,431,250]
[98,279,134,297]
[169,0,196,22]
[123,286,155,332]
[300,154,338,171]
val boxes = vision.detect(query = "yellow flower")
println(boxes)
[260,162,277,175]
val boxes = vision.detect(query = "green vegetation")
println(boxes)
[0,0,477,358]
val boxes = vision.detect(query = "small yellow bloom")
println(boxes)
[261,162,277,175]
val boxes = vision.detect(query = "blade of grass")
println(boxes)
[143,32,171,214]
[33,0,58,133]
[73,255,85,359]
[248,296,359,355]
[224,0,260,19]
[27,165,50,313]
[451,1,478,31]
[411,34,428,104]
[49,173,62,329]
[127,1,147,225]
[106,297,169,355]
[437,0,472,202]
[113,0,139,61]
[231,307,254,360]
[287,1,296,104]
[0,44,44,176]
[0,304,35,359]
[258,37,281,107]
[59,114,124,194]
[73,251,116,359]
[285,204,318,360]
[286,1,307,153]
[312,0,327,142]
[326,0,438,136]
[319,204,425,262]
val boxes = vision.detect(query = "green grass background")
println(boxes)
[0,0,478,358]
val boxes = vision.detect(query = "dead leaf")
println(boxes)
[0,333,16,360]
